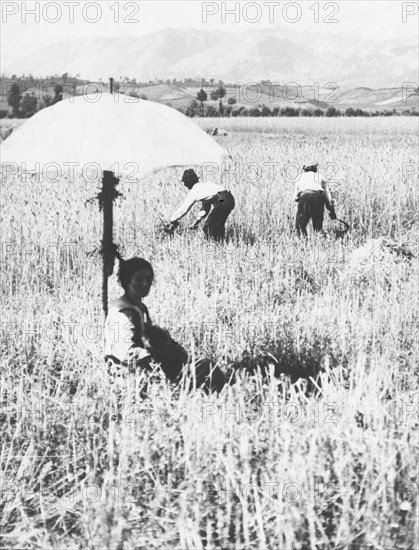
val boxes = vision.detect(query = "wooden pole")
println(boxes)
[101,170,118,317]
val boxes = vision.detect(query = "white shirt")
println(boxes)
[170,180,226,223]
[104,295,151,364]
[294,172,333,204]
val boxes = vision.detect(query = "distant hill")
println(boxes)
[335,87,419,110]
[131,83,419,112]
[3,28,418,89]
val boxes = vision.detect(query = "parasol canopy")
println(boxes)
[0,93,229,177]
[0,91,231,316]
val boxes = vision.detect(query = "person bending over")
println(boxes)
[295,161,336,237]
[169,169,235,242]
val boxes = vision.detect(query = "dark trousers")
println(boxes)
[296,190,325,237]
[203,190,235,241]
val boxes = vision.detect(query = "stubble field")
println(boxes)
[1,116,418,549]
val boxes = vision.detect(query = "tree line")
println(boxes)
[2,82,64,118]
[1,77,418,119]
[175,88,418,117]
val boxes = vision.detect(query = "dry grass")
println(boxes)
[0,117,418,549]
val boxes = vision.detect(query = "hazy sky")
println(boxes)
[1,1,418,67]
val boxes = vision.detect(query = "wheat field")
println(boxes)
[0,117,418,549]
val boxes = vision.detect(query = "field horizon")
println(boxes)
[1,116,418,549]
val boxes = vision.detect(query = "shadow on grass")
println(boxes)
[226,224,258,246]
[229,337,345,394]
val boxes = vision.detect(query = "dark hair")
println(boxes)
[118,257,154,291]
[181,169,199,185]
[303,164,318,173]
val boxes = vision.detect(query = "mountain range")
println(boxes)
[4,28,418,89]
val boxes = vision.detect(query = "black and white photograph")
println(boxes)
[1,1,418,548]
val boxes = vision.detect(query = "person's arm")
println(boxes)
[170,188,198,223]
[321,179,336,216]
[190,201,211,228]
